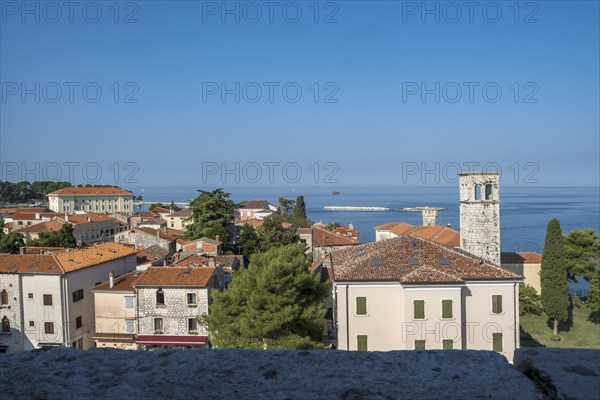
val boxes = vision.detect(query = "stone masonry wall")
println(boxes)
[0,273,23,353]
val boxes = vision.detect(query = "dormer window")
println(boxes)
[156,288,165,305]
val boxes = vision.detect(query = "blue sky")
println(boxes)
[1,0,598,188]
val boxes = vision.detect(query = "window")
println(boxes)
[475,184,482,200]
[76,316,82,329]
[29,321,35,327]
[492,295,503,314]
[187,293,197,305]
[356,297,367,315]
[443,339,454,350]
[188,318,198,332]
[156,289,165,305]
[442,300,453,319]
[413,300,425,319]
[28,293,33,299]
[124,319,134,334]
[0,290,8,305]
[44,322,54,334]
[415,340,426,350]
[72,289,84,302]
[492,333,503,352]
[124,296,134,309]
[1,316,9,333]
[154,318,163,333]
[357,335,368,351]
[43,294,53,306]
[485,184,493,200]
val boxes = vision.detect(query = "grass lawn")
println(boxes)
[520,304,600,348]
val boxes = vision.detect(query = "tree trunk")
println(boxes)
[553,318,559,335]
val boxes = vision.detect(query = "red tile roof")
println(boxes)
[331,235,520,283]
[92,270,139,292]
[132,227,179,241]
[377,221,460,247]
[312,226,361,246]
[49,187,133,195]
[16,220,64,233]
[8,212,59,220]
[175,254,243,269]
[501,252,542,264]
[132,266,216,287]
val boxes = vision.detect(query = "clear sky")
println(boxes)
[1,0,598,188]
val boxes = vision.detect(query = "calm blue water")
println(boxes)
[127,185,599,293]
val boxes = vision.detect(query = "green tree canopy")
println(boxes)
[278,197,295,215]
[540,218,570,335]
[149,202,182,212]
[519,284,543,316]
[293,195,307,220]
[587,268,600,314]
[30,223,77,248]
[184,189,235,242]
[0,231,25,254]
[257,215,299,252]
[203,243,328,349]
[239,223,260,265]
[564,228,600,282]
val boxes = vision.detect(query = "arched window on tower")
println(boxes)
[474,184,482,200]
[485,184,493,200]
[0,290,8,305]
[1,316,9,333]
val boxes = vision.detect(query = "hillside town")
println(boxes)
[1,172,584,367]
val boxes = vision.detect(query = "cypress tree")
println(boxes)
[294,195,307,220]
[540,218,570,335]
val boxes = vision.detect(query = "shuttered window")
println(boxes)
[357,335,368,351]
[492,295,503,314]
[414,300,425,319]
[442,300,453,319]
[356,297,367,315]
[493,333,503,352]
[443,339,454,350]
[415,340,426,350]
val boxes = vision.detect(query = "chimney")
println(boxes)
[447,223,452,228]
[64,213,69,222]
[87,217,91,222]
[215,235,220,244]
[156,229,160,238]
[35,213,40,219]
[348,223,354,230]
[109,271,115,288]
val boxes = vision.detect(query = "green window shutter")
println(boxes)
[443,339,454,350]
[357,335,368,351]
[414,300,425,319]
[442,300,453,318]
[356,297,367,315]
[492,333,503,352]
[415,340,426,350]
[492,295,503,314]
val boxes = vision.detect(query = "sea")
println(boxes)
[128,185,600,295]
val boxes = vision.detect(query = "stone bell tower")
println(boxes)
[459,172,500,265]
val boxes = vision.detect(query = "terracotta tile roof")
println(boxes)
[135,211,159,218]
[18,247,70,255]
[92,270,139,292]
[53,243,138,273]
[239,200,268,209]
[175,254,243,269]
[331,236,520,283]
[132,266,216,287]
[8,212,58,220]
[0,254,62,274]
[377,221,460,247]
[48,187,133,195]
[152,207,171,214]
[0,207,48,215]
[138,217,167,226]
[501,252,542,264]
[16,220,64,233]
[61,213,119,224]
[166,209,192,218]
[312,226,361,247]
[281,222,293,230]
[131,227,178,242]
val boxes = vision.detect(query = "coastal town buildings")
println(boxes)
[0,243,138,353]
[48,187,135,214]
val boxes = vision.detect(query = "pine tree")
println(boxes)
[588,268,600,313]
[540,218,570,335]
[257,216,299,252]
[184,189,234,241]
[203,244,327,349]
[58,223,77,248]
[564,228,600,281]
[294,195,307,220]
[239,223,260,266]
